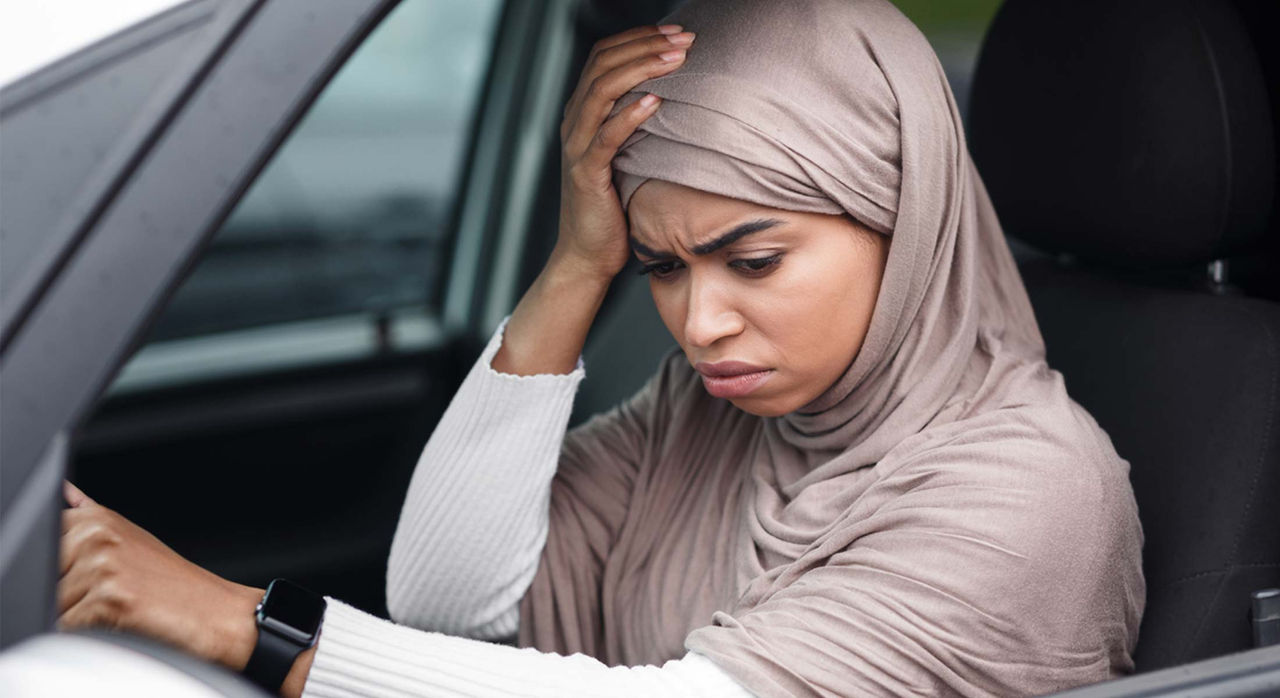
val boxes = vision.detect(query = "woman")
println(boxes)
[58,0,1145,695]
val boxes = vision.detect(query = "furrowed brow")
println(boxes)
[691,218,783,255]
[629,236,666,258]
[629,218,785,258]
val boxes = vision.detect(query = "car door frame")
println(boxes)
[0,0,402,648]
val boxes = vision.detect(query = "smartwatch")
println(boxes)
[243,578,326,693]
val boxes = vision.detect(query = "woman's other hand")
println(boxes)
[492,25,693,376]
[554,24,693,281]
[58,481,262,671]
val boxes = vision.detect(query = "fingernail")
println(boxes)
[640,94,659,109]
[658,24,682,35]
[667,32,695,46]
[659,49,686,62]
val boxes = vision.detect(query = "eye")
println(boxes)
[729,253,782,276]
[637,259,685,280]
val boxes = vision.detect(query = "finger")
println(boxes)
[566,30,693,121]
[563,52,683,159]
[579,94,661,175]
[57,556,95,615]
[64,480,94,508]
[587,24,682,62]
[60,512,87,574]
[59,587,112,631]
[60,509,114,575]
[585,31,694,85]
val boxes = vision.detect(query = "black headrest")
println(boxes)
[970,0,1275,268]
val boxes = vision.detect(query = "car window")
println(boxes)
[108,0,504,391]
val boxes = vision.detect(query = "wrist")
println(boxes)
[214,582,264,672]
[547,244,621,290]
[493,245,612,376]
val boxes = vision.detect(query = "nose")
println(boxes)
[682,273,745,349]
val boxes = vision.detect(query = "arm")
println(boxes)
[490,21,693,378]
[114,582,751,698]
[55,24,697,695]
[283,351,689,697]
[386,22,693,638]
[384,310,590,639]
[298,599,754,698]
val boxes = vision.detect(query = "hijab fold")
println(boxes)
[518,2,1144,695]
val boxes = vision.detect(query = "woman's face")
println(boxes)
[628,180,889,417]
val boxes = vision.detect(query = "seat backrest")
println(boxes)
[970,0,1280,672]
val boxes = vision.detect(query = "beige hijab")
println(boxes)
[517,1,1145,695]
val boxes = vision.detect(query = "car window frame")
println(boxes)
[0,0,247,354]
[0,0,402,647]
[107,0,519,394]
[105,0,574,394]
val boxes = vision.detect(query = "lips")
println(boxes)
[694,361,774,399]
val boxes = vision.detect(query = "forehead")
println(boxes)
[627,179,780,242]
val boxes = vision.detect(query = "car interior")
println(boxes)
[1,0,1277,694]
[970,0,1280,674]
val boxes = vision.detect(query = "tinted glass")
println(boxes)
[143,0,503,341]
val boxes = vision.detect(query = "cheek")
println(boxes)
[758,250,880,377]
[649,281,687,342]
[752,261,849,341]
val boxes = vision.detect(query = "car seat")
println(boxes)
[969,0,1280,672]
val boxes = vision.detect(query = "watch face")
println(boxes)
[259,579,325,643]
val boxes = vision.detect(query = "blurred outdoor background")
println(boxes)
[3,0,1004,387]
[143,0,1001,347]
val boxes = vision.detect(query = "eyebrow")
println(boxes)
[629,218,784,258]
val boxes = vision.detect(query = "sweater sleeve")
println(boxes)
[516,352,671,657]
[385,318,585,640]
[301,599,755,698]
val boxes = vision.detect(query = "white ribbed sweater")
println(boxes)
[299,321,753,697]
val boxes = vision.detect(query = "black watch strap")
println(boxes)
[244,625,306,693]
[243,579,325,694]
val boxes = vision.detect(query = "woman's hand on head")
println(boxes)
[554,24,694,281]
[58,481,263,672]
[492,25,694,376]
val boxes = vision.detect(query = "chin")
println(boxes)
[727,395,794,418]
